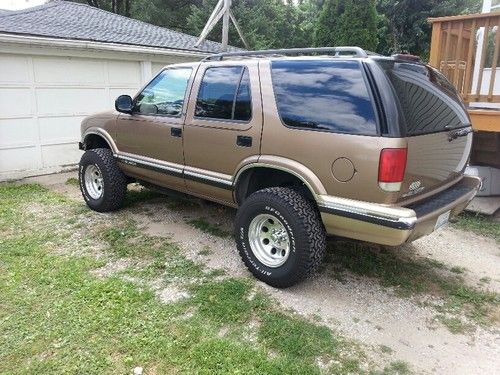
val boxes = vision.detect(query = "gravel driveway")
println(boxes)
[26,171,500,375]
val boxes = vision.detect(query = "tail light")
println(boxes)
[378,148,407,192]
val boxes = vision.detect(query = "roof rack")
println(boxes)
[202,47,369,61]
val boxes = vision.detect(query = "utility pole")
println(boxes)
[194,0,249,51]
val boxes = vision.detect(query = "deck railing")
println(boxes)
[429,12,500,104]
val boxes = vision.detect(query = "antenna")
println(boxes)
[194,0,249,51]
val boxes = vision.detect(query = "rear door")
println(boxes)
[183,60,262,204]
[375,59,473,201]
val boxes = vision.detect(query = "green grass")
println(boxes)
[187,217,232,238]
[371,361,411,375]
[123,187,165,207]
[326,241,500,329]
[452,211,500,242]
[0,183,380,374]
[435,315,472,334]
[379,345,393,354]
[65,177,79,186]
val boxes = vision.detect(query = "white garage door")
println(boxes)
[0,53,143,180]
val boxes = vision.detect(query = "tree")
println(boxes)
[376,0,482,58]
[314,0,378,51]
[187,0,317,49]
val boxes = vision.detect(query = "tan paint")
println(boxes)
[331,157,355,182]
[258,60,406,204]
[80,56,480,246]
[183,60,263,202]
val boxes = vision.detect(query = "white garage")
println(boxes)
[0,1,226,180]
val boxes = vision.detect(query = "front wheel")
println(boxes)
[234,187,326,288]
[79,148,127,212]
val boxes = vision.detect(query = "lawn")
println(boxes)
[0,183,406,375]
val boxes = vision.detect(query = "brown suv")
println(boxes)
[78,47,481,288]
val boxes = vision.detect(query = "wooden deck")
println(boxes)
[429,12,500,133]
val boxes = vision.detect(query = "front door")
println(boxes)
[115,66,194,190]
[183,61,262,204]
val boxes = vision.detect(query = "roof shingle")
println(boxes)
[0,1,232,53]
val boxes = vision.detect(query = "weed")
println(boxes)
[452,211,500,242]
[187,217,232,238]
[450,266,466,274]
[380,345,393,354]
[65,177,79,186]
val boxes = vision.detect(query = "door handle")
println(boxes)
[236,135,252,147]
[171,127,182,137]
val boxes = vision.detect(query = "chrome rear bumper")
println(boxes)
[317,176,481,246]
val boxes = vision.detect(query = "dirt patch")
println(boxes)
[29,171,500,374]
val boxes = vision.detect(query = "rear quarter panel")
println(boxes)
[259,60,404,204]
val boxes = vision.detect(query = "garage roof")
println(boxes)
[0,1,233,53]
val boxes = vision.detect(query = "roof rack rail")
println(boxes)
[202,46,368,61]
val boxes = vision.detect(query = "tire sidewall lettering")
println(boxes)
[238,203,298,278]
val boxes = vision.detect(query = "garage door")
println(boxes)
[0,53,143,180]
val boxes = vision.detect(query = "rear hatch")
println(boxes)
[375,58,473,202]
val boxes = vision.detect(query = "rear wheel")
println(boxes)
[79,148,127,212]
[234,187,326,288]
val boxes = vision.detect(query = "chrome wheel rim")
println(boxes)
[248,214,290,268]
[84,164,104,200]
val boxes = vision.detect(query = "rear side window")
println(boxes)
[271,60,377,135]
[378,61,470,136]
[195,66,252,121]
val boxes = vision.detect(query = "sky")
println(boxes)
[0,0,46,10]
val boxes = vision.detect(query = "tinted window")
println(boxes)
[378,61,470,136]
[271,60,377,135]
[134,68,191,116]
[195,66,252,121]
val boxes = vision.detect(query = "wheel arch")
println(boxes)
[233,161,326,205]
[81,128,117,153]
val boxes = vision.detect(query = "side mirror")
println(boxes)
[115,95,133,114]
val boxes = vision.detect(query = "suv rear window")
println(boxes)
[377,60,470,136]
[271,60,377,135]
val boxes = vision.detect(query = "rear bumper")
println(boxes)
[317,176,481,246]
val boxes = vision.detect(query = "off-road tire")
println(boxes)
[234,187,326,288]
[79,148,127,212]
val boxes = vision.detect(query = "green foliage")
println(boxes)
[187,0,320,49]
[72,0,485,59]
[376,0,482,59]
[315,0,378,51]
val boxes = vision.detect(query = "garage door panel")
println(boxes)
[36,88,108,116]
[0,118,38,147]
[39,116,84,144]
[41,143,82,168]
[109,87,139,106]
[108,60,141,86]
[152,62,166,76]
[0,88,32,118]
[0,54,30,84]
[34,56,105,85]
[0,147,41,172]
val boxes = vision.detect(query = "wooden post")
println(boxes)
[463,19,477,102]
[429,21,442,68]
[487,16,500,100]
[454,21,464,89]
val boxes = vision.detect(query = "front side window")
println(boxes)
[195,66,252,121]
[271,60,377,135]
[134,68,192,116]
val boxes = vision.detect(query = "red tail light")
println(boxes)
[378,148,407,192]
